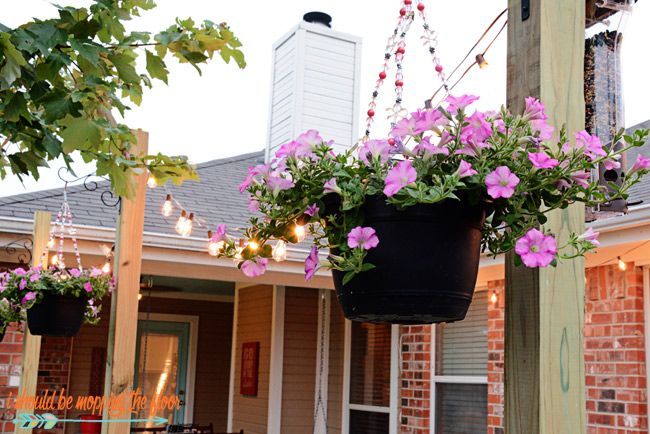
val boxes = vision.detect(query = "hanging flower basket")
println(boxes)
[26,293,87,336]
[331,196,485,323]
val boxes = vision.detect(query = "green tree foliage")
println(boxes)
[0,0,245,197]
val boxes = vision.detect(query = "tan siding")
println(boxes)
[65,297,232,433]
[327,301,345,434]
[280,287,319,434]
[231,285,273,434]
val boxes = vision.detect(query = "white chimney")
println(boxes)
[265,12,362,162]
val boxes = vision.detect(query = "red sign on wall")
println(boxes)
[240,342,260,396]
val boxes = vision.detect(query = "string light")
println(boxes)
[248,240,259,251]
[476,53,488,69]
[51,254,58,266]
[162,194,173,217]
[207,230,225,256]
[294,224,306,243]
[273,240,288,262]
[617,256,627,271]
[490,290,498,305]
[175,211,194,237]
[47,238,55,249]
[138,293,143,301]
[147,174,157,189]
[102,260,111,274]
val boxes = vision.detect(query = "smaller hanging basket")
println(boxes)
[332,196,486,324]
[27,293,86,337]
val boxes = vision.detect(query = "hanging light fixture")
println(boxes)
[273,240,288,262]
[294,224,306,243]
[162,194,173,217]
[490,290,498,305]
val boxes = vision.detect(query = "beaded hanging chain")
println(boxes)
[363,0,450,142]
[41,188,83,271]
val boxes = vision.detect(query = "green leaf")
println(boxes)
[108,52,140,83]
[145,50,168,84]
[59,117,101,153]
[40,90,79,122]
[70,39,101,64]
[3,92,29,122]
[342,271,356,285]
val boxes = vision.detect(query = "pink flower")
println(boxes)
[210,224,228,243]
[266,175,295,196]
[575,131,606,161]
[578,227,600,247]
[323,178,341,194]
[241,258,268,278]
[383,160,417,197]
[458,160,478,178]
[522,97,547,121]
[531,119,554,140]
[29,272,40,282]
[19,279,27,290]
[528,152,559,169]
[305,204,319,217]
[69,268,82,278]
[83,281,93,293]
[240,164,271,193]
[460,111,492,146]
[391,116,419,139]
[347,226,380,250]
[485,166,520,199]
[413,136,450,158]
[248,198,260,212]
[515,229,557,267]
[445,94,480,114]
[571,171,591,188]
[630,154,650,174]
[304,246,319,281]
[295,129,323,157]
[603,158,621,170]
[22,291,37,305]
[358,139,391,165]
[14,268,26,276]
[412,108,447,133]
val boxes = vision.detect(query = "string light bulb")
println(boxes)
[162,194,173,217]
[273,240,288,262]
[47,238,55,249]
[147,174,157,189]
[175,211,194,236]
[51,254,59,266]
[617,256,627,271]
[248,240,259,251]
[476,53,488,69]
[102,260,111,274]
[207,230,225,256]
[490,290,498,305]
[138,293,143,301]
[294,224,306,243]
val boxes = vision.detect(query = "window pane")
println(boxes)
[349,322,391,406]
[435,383,487,434]
[349,410,389,434]
[435,290,488,376]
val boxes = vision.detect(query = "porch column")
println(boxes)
[505,1,586,433]
[102,130,149,434]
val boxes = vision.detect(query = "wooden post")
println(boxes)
[102,130,149,434]
[15,211,50,434]
[505,1,586,433]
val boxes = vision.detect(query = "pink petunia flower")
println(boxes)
[458,160,478,178]
[515,229,557,267]
[295,129,323,157]
[90,267,103,277]
[630,154,650,174]
[305,204,319,217]
[323,178,341,194]
[69,268,82,278]
[445,94,480,114]
[460,111,492,146]
[210,224,228,243]
[531,119,554,140]
[14,268,26,276]
[241,258,268,278]
[528,152,559,169]
[383,160,417,197]
[304,246,319,281]
[522,97,547,121]
[22,291,37,305]
[248,198,260,213]
[485,166,520,199]
[347,226,380,250]
[358,139,391,165]
[391,116,419,139]
[266,175,295,196]
[603,158,621,170]
[578,227,600,247]
[413,136,450,158]
[412,108,447,133]
[575,131,607,161]
[84,281,93,293]
[239,163,272,193]
[19,279,27,290]
[29,272,40,282]
[571,171,591,188]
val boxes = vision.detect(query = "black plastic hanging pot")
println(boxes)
[332,195,486,324]
[27,293,86,337]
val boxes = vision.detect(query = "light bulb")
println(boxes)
[51,254,58,266]
[47,238,55,249]
[248,240,259,251]
[294,224,306,243]
[208,240,225,256]
[147,174,157,188]
[476,53,488,69]
[137,293,143,301]
[618,257,627,271]
[162,194,173,217]
[273,240,288,262]
[175,211,188,235]
[181,213,194,237]
[235,247,243,260]
[490,290,498,305]
[102,261,111,274]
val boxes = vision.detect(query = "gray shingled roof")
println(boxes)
[0,151,265,236]
[1,120,650,235]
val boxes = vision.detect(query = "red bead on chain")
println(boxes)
[417,3,425,11]
[379,71,387,80]
[435,64,443,73]
[399,8,406,16]
[388,138,396,146]
[404,0,412,4]
[396,46,405,54]
[395,79,404,87]
[367,109,375,117]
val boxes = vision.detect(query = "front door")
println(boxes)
[134,320,190,426]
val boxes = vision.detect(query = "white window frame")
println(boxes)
[342,321,399,434]
[430,287,489,433]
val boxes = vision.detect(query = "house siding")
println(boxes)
[327,302,345,434]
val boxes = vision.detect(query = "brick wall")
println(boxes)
[487,280,505,434]
[0,325,23,434]
[399,325,432,434]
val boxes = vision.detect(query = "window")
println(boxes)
[433,290,488,434]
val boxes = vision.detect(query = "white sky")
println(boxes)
[1,0,649,196]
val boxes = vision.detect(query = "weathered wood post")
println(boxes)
[15,211,51,434]
[102,130,149,434]
[505,1,586,433]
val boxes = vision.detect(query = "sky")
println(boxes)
[1,0,649,197]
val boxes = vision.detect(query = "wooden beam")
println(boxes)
[102,130,149,434]
[505,1,586,433]
[16,211,50,434]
